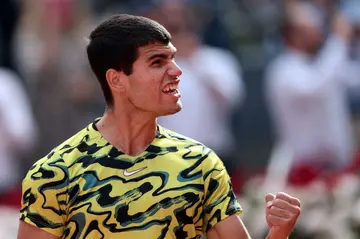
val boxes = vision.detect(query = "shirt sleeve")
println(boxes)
[202,150,242,233]
[20,154,69,237]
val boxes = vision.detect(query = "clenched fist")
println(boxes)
[265,192,301,239]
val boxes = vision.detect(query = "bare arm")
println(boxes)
[206,192,300,239]
[200,152,299,239]
[17,221,60,239]
[207,215,251,239]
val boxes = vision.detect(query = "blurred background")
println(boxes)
[1,0,360,238]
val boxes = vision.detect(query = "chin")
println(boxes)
[161,102,182,116]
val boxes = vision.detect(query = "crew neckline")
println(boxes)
[90,118,164,158]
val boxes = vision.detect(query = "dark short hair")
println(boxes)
[86,14,172,106]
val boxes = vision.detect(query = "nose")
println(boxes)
[167,61,182,78]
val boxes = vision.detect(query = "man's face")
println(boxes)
[123,42,183,117]
[302,24,324,54]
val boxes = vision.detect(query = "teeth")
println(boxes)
[163,83,178,93]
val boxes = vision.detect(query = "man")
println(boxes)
[265,2,358,187]
[17,14,300,239]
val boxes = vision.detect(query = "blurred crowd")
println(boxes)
[1,0,360,238]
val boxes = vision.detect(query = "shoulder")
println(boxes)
[267,52,307,77]
[265,53,301,90]
[159,126,209,151]
[0,68,25,96]
[49,123,103,164]
[266,54,287,75]
[22,150,69,194]
[194,45,241,70]
[158,126,223,168]
[0,68,20,83]
[198,46,238,62]
[25,122,103,180]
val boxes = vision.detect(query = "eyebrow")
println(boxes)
[146,51,177,62]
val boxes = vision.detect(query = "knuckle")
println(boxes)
[277,191,289,197]
[276,192,285,197]
[270,206,278,213]
[273,198,283,206]
[289,205,300,214]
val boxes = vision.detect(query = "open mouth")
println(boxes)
[162,83,179,95]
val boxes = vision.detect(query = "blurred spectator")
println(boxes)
[0,68,37,206]
[264,2,360,188]
[15,0,104,157]
[152,1,245,172]
[343,0,360,111]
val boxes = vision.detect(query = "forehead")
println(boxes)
[138,42,177,57]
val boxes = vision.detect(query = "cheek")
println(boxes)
[147,70,165,92]
[144,76,161,95]
[149,68,165,82]
[131,76,161,102]
[129,68,165,101]
[150,76,160,87]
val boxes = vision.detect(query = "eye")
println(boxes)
[151,59,162,66]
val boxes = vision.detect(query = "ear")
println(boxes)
[106,69,125,92]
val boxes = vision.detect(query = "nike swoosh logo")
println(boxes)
[123,167,147,177]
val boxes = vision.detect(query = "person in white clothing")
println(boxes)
[154,1,245,171]
[264,2,358,187]
[0,68,37,196]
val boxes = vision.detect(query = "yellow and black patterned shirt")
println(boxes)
[20,120,242,239]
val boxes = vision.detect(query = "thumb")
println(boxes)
[265,193,276,229]
[265,193,275,205]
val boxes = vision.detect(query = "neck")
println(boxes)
[287,40,316,56]
[96,106,158,156]
[287,41,305,52]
